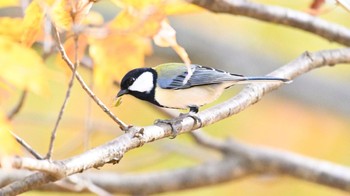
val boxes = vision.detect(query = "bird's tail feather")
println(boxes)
[236,76,292,84]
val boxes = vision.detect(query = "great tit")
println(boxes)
[116,63,289,113]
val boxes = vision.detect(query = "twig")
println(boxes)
[45,30,79,160]
[7,90,27,120]
[9,131,44,160]
[187,0,350,46]
[52,28,128,130]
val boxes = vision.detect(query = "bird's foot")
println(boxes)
[179,112,203,127]
[154,112,202,139]
[154,118,182,139]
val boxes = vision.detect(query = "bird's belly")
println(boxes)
[154,84,226,110]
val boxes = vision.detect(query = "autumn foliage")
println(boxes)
[0,0,201,156]
[1,0,350,194]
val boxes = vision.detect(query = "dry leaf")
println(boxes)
[153,19,191,82]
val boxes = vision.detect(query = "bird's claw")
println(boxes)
[179,112,203,127]
[154,119,180,139]
[154,112,202,139]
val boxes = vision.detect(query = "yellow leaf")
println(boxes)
[110,8,165,37]
[0,113,20,156]
[0,36,49,95]
[0,17,24,42]
[52,0,95,31]
[51,0,73,30]
[0,0,19,7]
[21,0,44,47]
[112,0,202,14]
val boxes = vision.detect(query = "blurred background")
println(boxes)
[2,0,350,195]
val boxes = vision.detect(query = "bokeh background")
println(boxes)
[2,0,350,195]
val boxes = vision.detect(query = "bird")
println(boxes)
[117,63,289,112]
[116,63,289,135]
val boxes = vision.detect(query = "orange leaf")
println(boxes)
[0,36,49,95]
[55,35,88,75]
[89,34,151,89]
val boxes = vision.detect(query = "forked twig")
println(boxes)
[45,31,79,160]
[52,27,128,131]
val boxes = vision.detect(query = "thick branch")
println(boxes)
[188,0,350,46]
[1,48,350,195]
[2,138,350,194]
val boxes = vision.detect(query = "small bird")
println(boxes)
[116,63,289,115]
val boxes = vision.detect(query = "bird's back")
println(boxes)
[155,63,245,90]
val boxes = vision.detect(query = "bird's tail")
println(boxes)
[236,76,292,84]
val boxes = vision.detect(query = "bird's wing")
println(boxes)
[156,63,245,89]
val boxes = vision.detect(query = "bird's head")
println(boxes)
[117,68,158,103]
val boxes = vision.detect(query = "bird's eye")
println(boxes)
[127,77,135,86]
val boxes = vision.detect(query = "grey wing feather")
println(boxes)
[159,65,245,89]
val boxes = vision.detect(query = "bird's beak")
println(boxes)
[117,89,129,97]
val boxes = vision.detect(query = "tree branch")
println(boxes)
[2,136,350,194]
[1,48,350,195]
[187,0,350,46]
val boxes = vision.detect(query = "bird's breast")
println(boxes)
[154,83,228,110]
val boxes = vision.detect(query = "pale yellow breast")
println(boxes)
[154,83,229,110]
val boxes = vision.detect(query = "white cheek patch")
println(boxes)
[128,71,154,93]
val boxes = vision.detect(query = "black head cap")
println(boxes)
[117,67,160,106]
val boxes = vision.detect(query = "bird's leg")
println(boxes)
[154,106,202,139]
[179,106,203,127]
